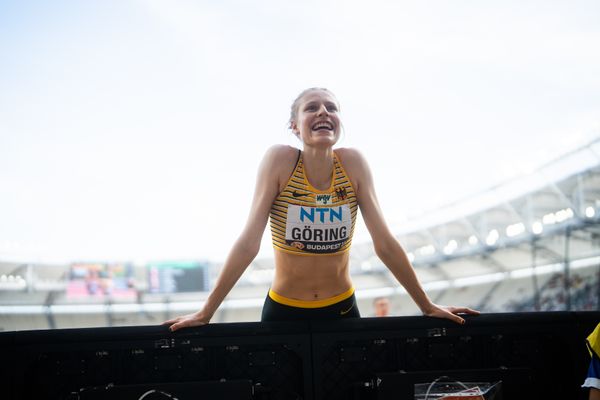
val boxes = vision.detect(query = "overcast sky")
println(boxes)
[1,0,599,264]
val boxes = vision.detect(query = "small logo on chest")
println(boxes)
[315,194,333,205]
[335,187,347,201]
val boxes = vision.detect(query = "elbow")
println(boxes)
[374,236,404,264]
[374,240,393,262]
[234,236,261,259]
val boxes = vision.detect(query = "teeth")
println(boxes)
[313,122,333,130]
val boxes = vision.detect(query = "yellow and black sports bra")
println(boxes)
[269,150,358,256]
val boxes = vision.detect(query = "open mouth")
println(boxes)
[311,121,334,131]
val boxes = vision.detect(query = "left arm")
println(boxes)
[339,148,479,324]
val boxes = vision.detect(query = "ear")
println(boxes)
[291,122,300,137]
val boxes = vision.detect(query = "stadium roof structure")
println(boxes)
[347,137,600,295]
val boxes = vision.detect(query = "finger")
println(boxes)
[451,313,466,325]
[169,321,187,332]
[163,315,186,325]
[450,307,480,315]
[437,308,466,324]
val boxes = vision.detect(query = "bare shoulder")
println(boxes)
[335,146,368,162]
[264,144,298,160]
[335,147,370,172]
[259,145,300,190]
[262,145,299,170]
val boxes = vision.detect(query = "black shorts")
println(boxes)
[261,289,361,322]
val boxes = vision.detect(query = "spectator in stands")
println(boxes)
[583,323,600,400]
[164,87,479,331]
[85,268,100,295]
[373,296,391,317]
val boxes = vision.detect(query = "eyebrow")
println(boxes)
[304,101,338,108]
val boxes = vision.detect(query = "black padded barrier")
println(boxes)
[3,321,312,400]
[310,312,599,400]
[1,311,598,400]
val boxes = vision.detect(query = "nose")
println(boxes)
[317,104,329,116]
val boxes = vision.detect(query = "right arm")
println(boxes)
[163,145,289,331]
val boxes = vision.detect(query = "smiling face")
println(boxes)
[290,89,341,148]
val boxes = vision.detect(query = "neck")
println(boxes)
[301,146,335,191]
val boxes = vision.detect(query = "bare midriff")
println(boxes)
[271,250,353,301]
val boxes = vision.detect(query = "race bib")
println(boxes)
[285,204,352,254]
